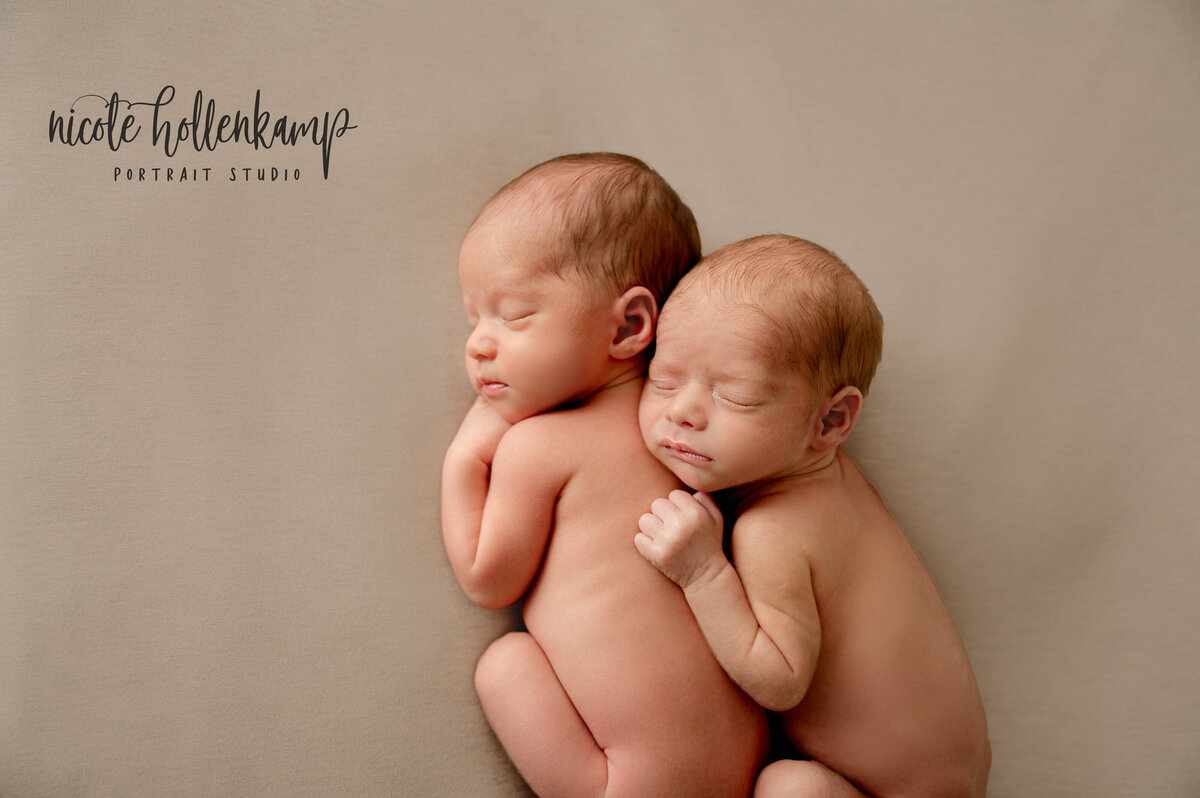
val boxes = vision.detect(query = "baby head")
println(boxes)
[639,234,884,492]
[459,153,700,422]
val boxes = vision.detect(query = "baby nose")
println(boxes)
[666,385,707,430]
[465,325,495,360]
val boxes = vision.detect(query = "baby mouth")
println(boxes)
[663,439,711,464]
[478,379,508,398]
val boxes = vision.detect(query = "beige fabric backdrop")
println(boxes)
[3,2,1198,796]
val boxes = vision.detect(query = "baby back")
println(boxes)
[778,453,990,797]
[521,397,766,789]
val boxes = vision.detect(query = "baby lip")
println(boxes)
[478,378,508,396]
[663,438,710,462]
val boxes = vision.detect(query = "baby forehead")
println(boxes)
[679,254,814,301]
[657,293,785,359]
[478,167,594,228]
[662,277,785,329]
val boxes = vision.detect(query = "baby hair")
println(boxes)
[475,153,701,306]
[689,234,884,396]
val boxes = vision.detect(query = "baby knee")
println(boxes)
[474,631,536,698]
[754,759,861,798]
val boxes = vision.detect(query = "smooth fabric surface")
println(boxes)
[3,3,1198,796]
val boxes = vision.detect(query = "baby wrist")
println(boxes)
[682,554,730,594]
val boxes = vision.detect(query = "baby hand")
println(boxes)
[452,397,513,466]
[635,490,727,589]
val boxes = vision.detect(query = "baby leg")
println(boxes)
[754,759,868,798]
[474,631,608,797]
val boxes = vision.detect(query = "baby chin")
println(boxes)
[651,439,726,492]
[476,388,532,424]
[477,384,558,425]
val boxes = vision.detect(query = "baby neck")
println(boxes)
[723,447,844,509]
[582,363,646,407]
[587,352,648,397]
[552,357,646,413]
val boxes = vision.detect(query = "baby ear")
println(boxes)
[811,386,863,451]
[609,286,658,360]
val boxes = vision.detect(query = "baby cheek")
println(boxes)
[636,396,659,441]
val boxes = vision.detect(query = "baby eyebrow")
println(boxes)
[714,375,773,394]
[491,285,544,307]
[465,288,530,314]
[647,363,685,379]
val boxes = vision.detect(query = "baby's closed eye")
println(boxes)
[713,390,760,410]
[496,300,536,323]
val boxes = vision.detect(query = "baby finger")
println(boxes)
[637,512,663,536]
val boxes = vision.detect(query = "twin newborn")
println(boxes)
[441,153,990,797]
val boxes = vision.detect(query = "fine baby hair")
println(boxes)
[473,152,701,306]
[680,233,884,398]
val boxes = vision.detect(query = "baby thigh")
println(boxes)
[475,631,609,797]
[754,759,868,798]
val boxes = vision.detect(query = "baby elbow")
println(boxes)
[477,593,516,611]
[757,685,806,713]
[458,562,523,609]
[465,583,517,610]
[750,670,810,712]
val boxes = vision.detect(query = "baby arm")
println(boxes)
[441,400,561,609]
[636,491,820,711]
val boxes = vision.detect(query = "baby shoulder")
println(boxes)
[732,487,835,539]
[730,486,858,574]
[493,413,575,471]
[498,407,633,468]
[729,501,819,564]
